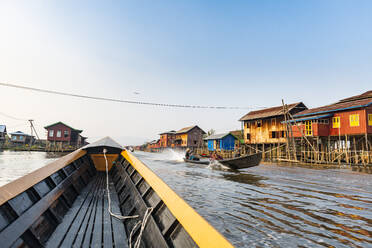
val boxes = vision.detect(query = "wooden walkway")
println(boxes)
[46,173,128,248]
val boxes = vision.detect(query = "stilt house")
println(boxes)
[0,125,6,147]
[204,133,238,151]
[239,102,307,144]
[290,91,372,150]
[174,125,205,148]
[44,122,87,149]
[159,130,176,148]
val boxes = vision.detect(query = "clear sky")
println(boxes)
[0,1,371,145]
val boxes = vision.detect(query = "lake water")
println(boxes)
[0,150,371,247]
[0,150,62,186]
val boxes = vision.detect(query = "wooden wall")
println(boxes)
[243,117,287,144]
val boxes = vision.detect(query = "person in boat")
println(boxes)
[185,148,200,161]
[234,149,241,158]
[210,151,223,161]
[185,148,191,159]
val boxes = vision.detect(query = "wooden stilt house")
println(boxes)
[239,102,307,144]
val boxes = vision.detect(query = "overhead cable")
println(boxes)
[0,82,258,110]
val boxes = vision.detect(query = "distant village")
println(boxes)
[1,91,371,165]
[137,90,372,166]
[0,121,88,152]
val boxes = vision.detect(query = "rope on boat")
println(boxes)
[103,149,154,248]
[103,149,139,220]
[129,207,154,248]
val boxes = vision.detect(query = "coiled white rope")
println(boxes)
[103,149,154,248]
[129,207,154,248]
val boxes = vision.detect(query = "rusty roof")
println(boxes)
[339,90,372,103]
[295,91,372,117]
[159,130,176,135]
[239,102,306,121]
[175,125,206,134]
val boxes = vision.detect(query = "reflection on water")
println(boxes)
[0,151,63,186]
[134,151,372,248]
[222,173,266,186]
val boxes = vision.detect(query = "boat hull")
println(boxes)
[219,152,262,169]
[183,158,210,165]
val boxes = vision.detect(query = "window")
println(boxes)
[280,131,286,138]
[270,131,278,139]
[49,130,54,137]
[64,130,69,137]
[319,119,329,124]
[271,118,276,126]
[332,117,340,128]
[246,133,251,140]
[19,136,23,141]
[245,122,250,128]
[349,114,359,127]
[56,130,62,138]
[256,120,262,128]
[194,140,197,145]
[12,136,16,140]
[369,114,372,126]
[305,121,312,136]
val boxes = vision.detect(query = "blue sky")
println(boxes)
[0,1,371,145]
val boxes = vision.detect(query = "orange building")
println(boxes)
[159,131,176,148]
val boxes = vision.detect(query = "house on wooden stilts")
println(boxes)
[290,90,372,165]
[239,102,307,156]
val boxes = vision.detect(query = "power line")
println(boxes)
[0,111,28,121]
[0,82,257,110]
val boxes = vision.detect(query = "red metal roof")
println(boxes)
[239,102,306,121]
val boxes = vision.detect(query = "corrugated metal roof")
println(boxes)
[239,102,306,121]
[10,131,31,136]
[339,90,372,103]
[175,125,206,134]
[294,96,372,117]
[204,133,230,140]
[285,114,333,123]
[159,130,176,135]
[0,125,6,133]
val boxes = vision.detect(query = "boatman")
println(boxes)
[185,148,191,159]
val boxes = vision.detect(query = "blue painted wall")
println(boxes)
[207,140,214,151]
[220,134,236,150]
[207,134,236,151]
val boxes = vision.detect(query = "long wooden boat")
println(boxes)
[0,137,233,248]
[219,153,262,169]
[183,158,210,165]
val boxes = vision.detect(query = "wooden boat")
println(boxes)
[219,152,262,170]
[183,158,210,165]
[0,137,233,248]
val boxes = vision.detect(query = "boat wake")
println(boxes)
[151,149,185,163]
[207,160,231,171]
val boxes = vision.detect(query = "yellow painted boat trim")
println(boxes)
[122,150,234,248]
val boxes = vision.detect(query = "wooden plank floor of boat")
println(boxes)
[45,172,128,248]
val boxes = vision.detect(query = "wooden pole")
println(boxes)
[282,100,291,160]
